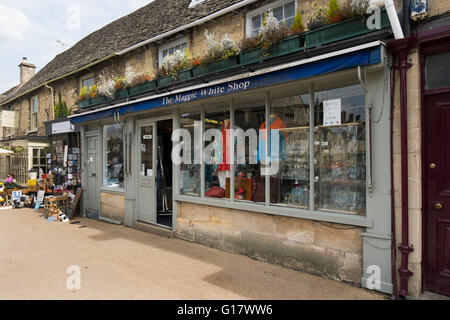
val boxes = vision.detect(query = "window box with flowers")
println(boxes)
[192,31,241,78]
[77,86,91,108]
[240,9,305,65]
[158,48,193,87]
[303,0,390,48]
[128,72,157,96]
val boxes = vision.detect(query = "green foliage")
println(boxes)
[54,92,71,119]
[291,10,304,34]
[79,86,89,100]
[327,0,340,19]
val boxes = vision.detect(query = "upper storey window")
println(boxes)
[246,0,297,37]
[159,38,188,67]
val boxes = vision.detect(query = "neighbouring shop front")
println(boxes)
[44,119,81,194]
[71,42,393,293]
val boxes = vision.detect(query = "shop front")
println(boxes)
[71,42,393,293]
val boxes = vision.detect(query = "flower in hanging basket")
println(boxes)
[79,86,89,101]
[114,77,126,91]
[192,57,202,67]
[351,0,370,16]
[199,30,240,67]
[306,1,328,30]
[239,37,260,52]
[340,1,358,20]
[259,10,288,51]
[89,85,98,99]
[97,74,116,99]
[290,9,305,34]
[160,47,193,79]
[326,0,345,24]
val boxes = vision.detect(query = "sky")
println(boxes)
[0,0,153,93]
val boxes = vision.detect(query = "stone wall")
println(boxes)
[176,202,364,286]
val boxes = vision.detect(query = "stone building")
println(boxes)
[1,0,449,298]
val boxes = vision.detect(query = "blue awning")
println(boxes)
[71,45,381,124]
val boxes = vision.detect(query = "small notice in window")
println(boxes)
[323,99,342,126]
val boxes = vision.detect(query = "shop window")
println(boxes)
[270,94,311,208]
[233,101,266,203]
[425,50,450,90]
[179,112,201,196]
[204,106,230,199]
[314,85,366,214]
[103,123,124,190]
[246,0,296,37]
[30,96,38,131]
[178,84,367,216]
[159,38,188,67]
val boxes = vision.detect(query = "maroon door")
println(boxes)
[425,91,450,296]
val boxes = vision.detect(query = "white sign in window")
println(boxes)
[323,99,342,126]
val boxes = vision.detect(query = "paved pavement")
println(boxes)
[0,209,386,300]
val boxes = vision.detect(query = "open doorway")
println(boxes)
[156,119,173,228]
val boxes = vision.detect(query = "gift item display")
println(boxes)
[271,94,311,208]
[314,85,366,215]
[49,133,81,192]
[179,113,201,196]
[204,107,231,199]
[232,103,265,202]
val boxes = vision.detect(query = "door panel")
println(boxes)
[138,123,156,224]
[426,92,450,296]
[86,135,99,211]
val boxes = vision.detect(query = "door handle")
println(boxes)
[434,202,443,210]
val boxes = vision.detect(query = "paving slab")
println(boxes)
[0,209,386,300]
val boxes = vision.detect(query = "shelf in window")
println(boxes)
[278,125,310,131]
[315,122,364,129]
[316,207,365,216]
[319,179,366,186]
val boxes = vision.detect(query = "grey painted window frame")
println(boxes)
[174,84,373,228]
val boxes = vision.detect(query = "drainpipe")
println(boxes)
[388,36,417,298]
[390,55,399,300]
[44,82,55,120]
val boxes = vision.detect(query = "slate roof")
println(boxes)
[0,0,245,105]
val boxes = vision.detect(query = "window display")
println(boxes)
[179,83,367,216]
[314,85,366,214]
[271,94,310,208]
[204,107,230,199]
[232,102,265,203]
[180,113,201,196]
[103,123,124,189]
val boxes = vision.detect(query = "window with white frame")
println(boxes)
[246,0,297,37]
[80,74,94,91]
[30,95,38,131]
[159,38,188,67]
